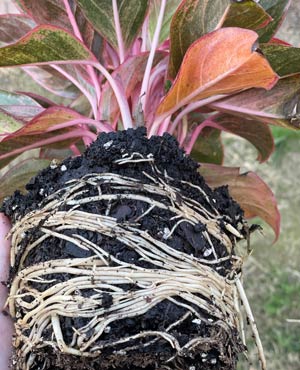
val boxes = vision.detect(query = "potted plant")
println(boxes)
[0,1,298,369]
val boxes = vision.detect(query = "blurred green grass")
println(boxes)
[225,136,300,370]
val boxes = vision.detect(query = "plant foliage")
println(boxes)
[0,0,298,239]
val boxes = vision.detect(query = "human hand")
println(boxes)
[0,213,14,370]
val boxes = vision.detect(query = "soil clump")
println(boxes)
[2,128,246,370]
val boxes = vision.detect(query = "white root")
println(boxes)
[235,278,266,370]
[7,153,263,370]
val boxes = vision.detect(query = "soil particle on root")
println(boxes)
[2,128,247,370]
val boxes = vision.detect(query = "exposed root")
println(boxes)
[7,154,265,370]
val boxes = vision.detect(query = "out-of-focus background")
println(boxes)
[0,1,299,369]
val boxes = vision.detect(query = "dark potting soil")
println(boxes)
[2,128,246,370]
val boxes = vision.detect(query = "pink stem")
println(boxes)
[179,115,188,145]
[112,0,125,63]
[50,64,98,118]
[106,44,120,69]
[169,100,219,135]
[0,130,97,161]
[148,63,167,93]
[85,61,133,129]
[141,14,149,52]
[63,0,101,119]
[210,100,280,119]
[132,37,142,55]
[70,144,81,156]
[150,95,226,137]
[157,116,171,136]
[13,59,134,130]
[140,0,167,111]
[185,119,220,154]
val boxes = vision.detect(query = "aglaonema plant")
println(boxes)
[0,1,299,370]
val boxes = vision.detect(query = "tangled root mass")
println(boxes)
[3,128,248,370]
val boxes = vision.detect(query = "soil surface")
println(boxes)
[3,128,246,370]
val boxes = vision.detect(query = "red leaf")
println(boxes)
[156,28,278,119]
[210,75,300,130]
[9,106,82,136]
[199,164,280,241]
[269,37,291,46]
[0,106,84,167]
[212,114,275,162]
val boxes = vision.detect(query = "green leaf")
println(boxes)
[168,0,230,78]
[0,157,50,203]
[0,14,35,46]
[0,89,41,106]
[149,0,181,43]
[18,0,101,52]
[191,127,223,164]
[0,90,43,130]
[0,109,23,134]
[25,65,81,99]
[261,44,300,77]
[213,114,275,162]
[257,0,291,42]
[76,0,149,50]
[0,25,94,67]
[15,106,82,134]
[199,164,280,240]
[211,75,300,129]
[222,0,272,30]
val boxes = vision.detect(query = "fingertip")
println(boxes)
[0,310,14,370]
[0,213,11,242]
[0,212,11,309]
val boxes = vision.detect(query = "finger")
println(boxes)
[0,213,14,370]
[0,213,11,307]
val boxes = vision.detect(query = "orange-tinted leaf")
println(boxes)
[168,0,229,78]
[157,28,278,119]
[199,163,280,240]
[0,107,83,168]
[12,106,82,135]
